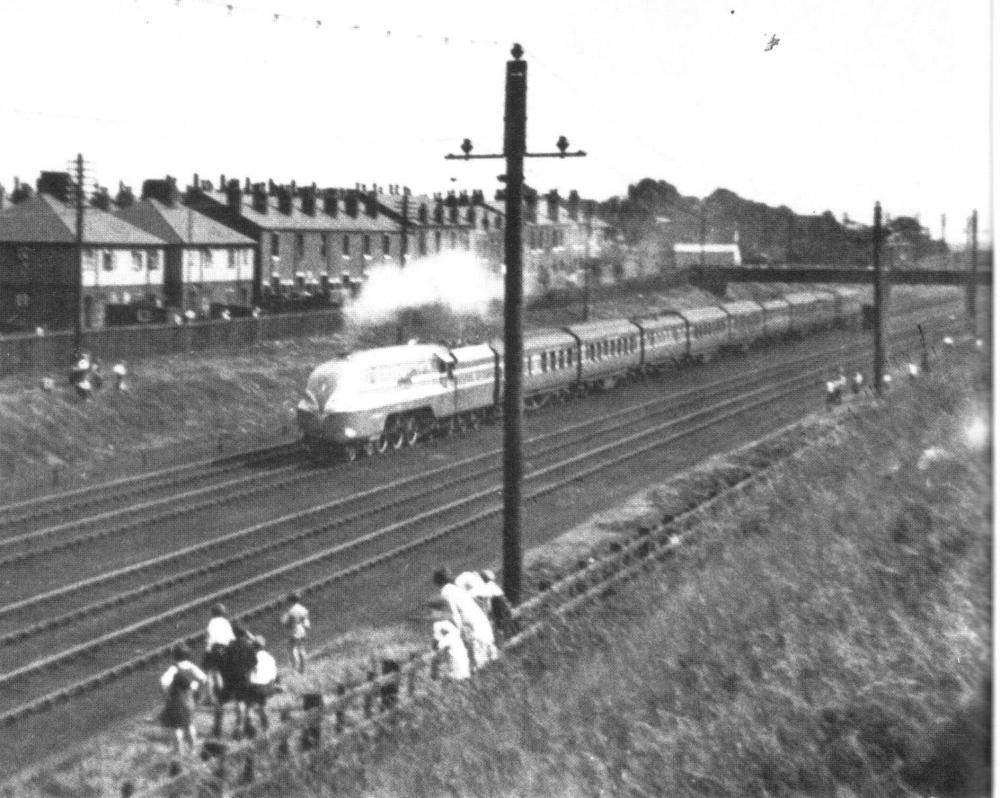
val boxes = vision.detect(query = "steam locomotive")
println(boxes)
[296,289,861,460]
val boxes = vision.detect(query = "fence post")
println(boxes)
[407,653,419,697]
[380,659,400,711]
[301,692,323,750]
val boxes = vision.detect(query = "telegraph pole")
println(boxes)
[446,43,585,604]
[400,191,409,268]
[74,153,85,353]
[967,209,978,330]
[873,201,885,394]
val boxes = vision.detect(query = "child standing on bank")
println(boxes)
[281,593,310,674]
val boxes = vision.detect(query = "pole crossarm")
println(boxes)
[689,266,992,286]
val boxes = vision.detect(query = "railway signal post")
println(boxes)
[446,43,585,604]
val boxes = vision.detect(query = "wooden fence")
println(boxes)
[0,309,344,378]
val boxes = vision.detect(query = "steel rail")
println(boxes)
[0,314,959,724]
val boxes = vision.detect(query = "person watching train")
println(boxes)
[280,592,311,675]
[433,567,498,672]
[203,603,236,703]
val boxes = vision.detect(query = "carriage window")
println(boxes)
[558,350,565,369]
[549,351,557,370]
[567,349,574,366]
[540,353,547,372]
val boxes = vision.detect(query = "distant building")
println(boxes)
[673,243,742,268]
[0,172,166,331]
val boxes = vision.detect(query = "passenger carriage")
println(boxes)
[493,328,579,408]
[784,292,819,337]
[720,300,766,352]
[563,319,644,391]
[631,312,688,372]
[678,306,729,361]
[811,290,839,329]
[759,297,792,339]
[831,287,862,329]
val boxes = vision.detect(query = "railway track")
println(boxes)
[0,311,960,727]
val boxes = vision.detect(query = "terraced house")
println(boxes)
[0,172,166,332]
[184,176,401,305]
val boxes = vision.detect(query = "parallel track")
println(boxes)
[0,310,959,726]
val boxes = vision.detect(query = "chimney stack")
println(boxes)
[225,179,242,213]
[141,176,180,207]
[115,182,135,209]
[252,183,268,214]
[546,189,560,222]
[244,177,251,192]
[345,191,359,218]
[301,184,316,216]
[526,191,538,224]
[364,190,378,218]
[277,185,293,215]
[567,190,580,221]
[36,171,74,204]
[322,188,339,216]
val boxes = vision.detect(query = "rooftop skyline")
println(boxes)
[2,0,992,246]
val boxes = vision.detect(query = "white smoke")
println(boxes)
[344,252,503,326]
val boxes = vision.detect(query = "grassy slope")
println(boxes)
[261,350,991,798]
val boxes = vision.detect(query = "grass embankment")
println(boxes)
[260,350,991,798]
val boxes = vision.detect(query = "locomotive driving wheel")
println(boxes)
[374,434,389,455]
[403,416,420,446]
[388,419,406,450]
[342,444,359,462]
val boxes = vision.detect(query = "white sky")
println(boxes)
[1,0,993,244]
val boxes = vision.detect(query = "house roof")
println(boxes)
[197,189,398,233]
[116,198,256,246]
[0,194,165,246]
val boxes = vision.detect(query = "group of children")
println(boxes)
[159,569,514,756]
[158,594,311,755]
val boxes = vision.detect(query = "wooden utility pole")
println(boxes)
[74,153,85,352]
[400,191,409,268]
[967,209,978,330]
[445,44,585,604]
[501,47,528,603]
[873,201,885,394]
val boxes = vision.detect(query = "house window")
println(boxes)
[102,251,114,272]
[435,231,441,252]
[132,251,143,271]
[296,234,304,258]
[228,250,237,269]
[271,232,279,255]
[342,235,350,256]
[449,231,456,248]
[362,235,371,256]
[382,234,390,255]
[84,248,97,271]
[147,251,160,271]
[320,234,327,257]
[201,248,212,268]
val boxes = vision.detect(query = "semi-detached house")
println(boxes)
[0,172,166,331]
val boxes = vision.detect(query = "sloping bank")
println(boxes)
[254,348,990,798]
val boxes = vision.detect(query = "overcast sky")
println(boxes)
[2,0,993,244]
